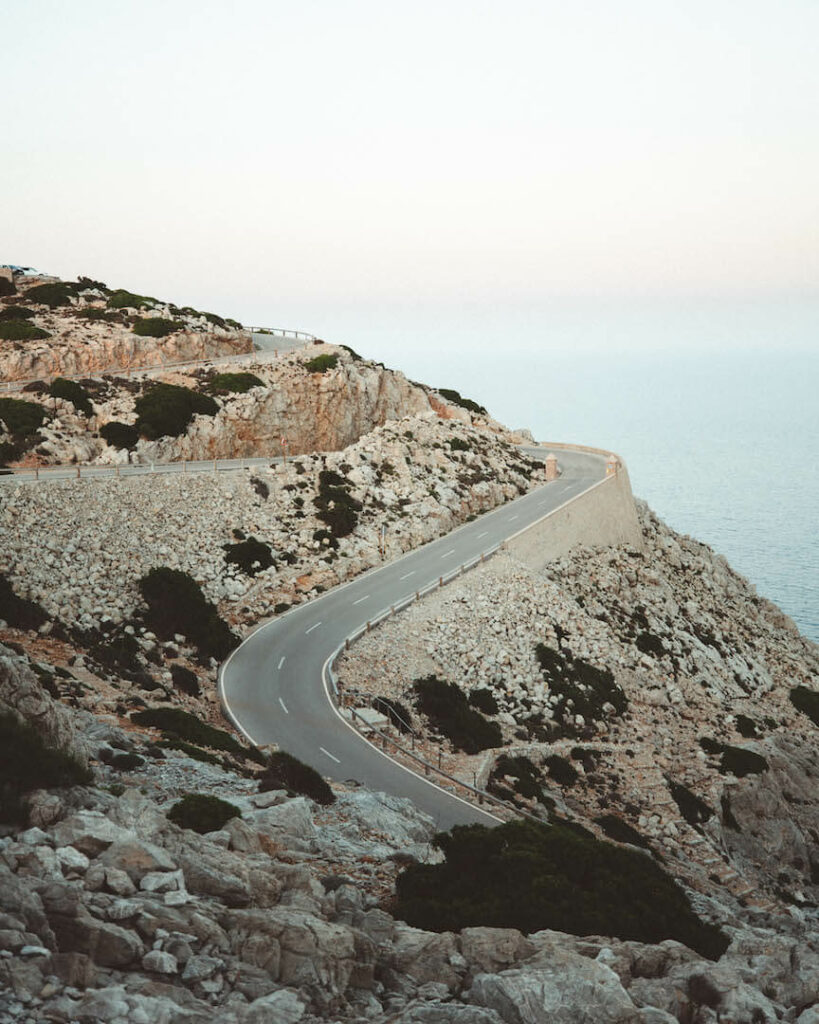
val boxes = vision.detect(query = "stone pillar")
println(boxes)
[606,455,619,476]
[544,453,559,481]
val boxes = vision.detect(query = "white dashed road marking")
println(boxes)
[278,656,286,670]
[278,698,289,714]
[399,571,415,580]
[320,747,341,763]
[440,549,456,559]
[353,595,369,605]
[305,622,322,635]
[477,531,489,539]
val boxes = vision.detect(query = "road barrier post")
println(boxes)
[183,461,187,473]
[213,460,217,473]
[115,465,120,478]
[439,576,443,587]
[366,621,371,632]
[76,466,80,478]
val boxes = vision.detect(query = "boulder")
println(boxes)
[244,988,306,1024]
[52,811,129,857]
[99,837,177,882]
[460,927,536,976]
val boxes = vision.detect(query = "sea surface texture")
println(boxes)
[356,305,818,644]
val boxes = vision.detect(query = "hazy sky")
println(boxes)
[3,1,818,331]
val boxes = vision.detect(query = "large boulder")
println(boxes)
[52,811,130,857]
[99,838,177,883]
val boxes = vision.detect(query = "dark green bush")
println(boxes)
[132,706,244,754]
[0,320,51,341]
[699,736,723,755]
[0,711,92,824]
[468,688,498,715]
[208,372,264,393]
[168,793,241,834]
[394,819,728,959]
[436,388,487,416]
[132,317,182,338]
[0,398,46,435]
[100,421,139,450]
[110,751,144,771]
[170,664,200,697]
[135,383,218,439]
[0,276,15,297]
[669,780,714,826]
[107,289,157,310]
[449,437,472,452]
[374,697,413,734]
[314,469,362,538]
[595,814,652,850]
[491,754,545,802]
[535,643,627,736]
[0,575,48,631]
[790,686,819,727]
[0,306,34,321]
[304,353,338,374]
[49,378,93,415]
[24,281,74,307]
[635,631,666,658]
[735,714,759,738]
[259,750,336,805]
[224,537,274,576]
[719,745,768,777]
[138,566,239,661]
[545,754,579,787]
[339,344,363,361]
[413,675,503,754]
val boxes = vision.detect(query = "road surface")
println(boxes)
[220,448,607,830]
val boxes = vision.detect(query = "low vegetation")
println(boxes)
[49,378,93,415]
[413,675,502,754]
[259,750,336,805]
[107,289,157,310]
[208,372,264,393]
[0,574,48,631]
[0,711,91,824]
[0,306,35,321]
[436,387,487,416]
[304,353,338,374]
[24,281,75,307]
[100,421,139,450]
[468,688,499,715]
[790,686,819,727]
[138,566,238,661]
[668,780,714,826]
[134,383,218,439]
[535,643,627,737]
[595,814,652,850]
[314,468,362,538]
[170,664,201,697]
[224,537,275,576]
[0,397,47,436]
[394,819,729,960]
[489,754,547,803]
[167,793,241,834]
[132,316,182,338]
[131,706,247,756]
[0,320,51,341]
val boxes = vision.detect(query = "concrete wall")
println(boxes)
[506,462,643,571]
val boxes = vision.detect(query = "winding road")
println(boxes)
[220,447,608,831]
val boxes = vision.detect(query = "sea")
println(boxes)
[305,298,819,645]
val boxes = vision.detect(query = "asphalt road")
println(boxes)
[220,448,607,831]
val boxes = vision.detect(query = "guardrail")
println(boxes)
[1,455,284,483]
[0,325,317,393]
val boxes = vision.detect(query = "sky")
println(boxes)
[3,1,818,344]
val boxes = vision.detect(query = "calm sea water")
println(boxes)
[316,300,819,644]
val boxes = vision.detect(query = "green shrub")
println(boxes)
[132,317,182,338]
[0,398,46,436]
[339,344,363,361]
[49,378,93,415]
[259,750,336,805]
[374,697,414,734]
[635,631,666,658]
[0,575,48,631]
[413,675,503,754]
[595,814,652,850]
[167,793,241,834]
[110,751,144,771]
[0,711,91,824]
[132,706,244,754]
[735,714,759,738]
[24,281,74,307]
[100,421,139,450]
[304,353,338,374]
[449,437,472,452]
[535,643,627,736]
[107,289,157,310]
[545,754,578,787]
[138,567,239,662]
[170,664,200,697]
[790,686,819,726]
[208,372,264,393]
[224,537,275,576]
[699,736,723,755]
[436,388,487,416]
[719,745,768,778]
[314,469,362,538]
[160,738,223,765]
[491,754,546,802]
[135,383,218,439]
[468,688,498,715]
[0,320,51,341]
[669,780,714,826]
[395,819,728,959]
[0,306,34,321]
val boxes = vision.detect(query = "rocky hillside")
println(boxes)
[339,501,819,914]
[0,271,250,383]
[4,641,819,1024]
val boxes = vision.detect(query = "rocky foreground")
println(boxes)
[4,641,819,1024]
